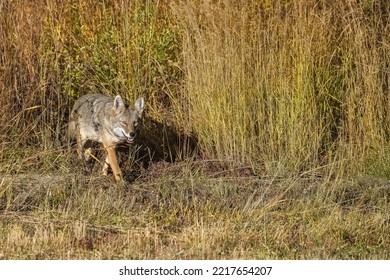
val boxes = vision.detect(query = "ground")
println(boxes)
[1,159,389,259]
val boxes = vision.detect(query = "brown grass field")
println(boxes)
[1,0,390,259]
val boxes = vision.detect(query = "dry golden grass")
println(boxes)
[1,0,390,259]
[1,162,389,259]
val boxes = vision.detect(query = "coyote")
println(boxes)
[68,94,145,182]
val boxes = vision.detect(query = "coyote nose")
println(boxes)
[130,132,136,137]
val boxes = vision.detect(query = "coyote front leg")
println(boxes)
[102,142,123,182]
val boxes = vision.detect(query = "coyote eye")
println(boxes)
[120,121,128,127]
[133,120,138,127]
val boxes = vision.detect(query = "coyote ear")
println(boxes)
[113,95,125,112]
[135,97,144,114]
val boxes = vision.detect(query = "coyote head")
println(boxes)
[111,95,144,143]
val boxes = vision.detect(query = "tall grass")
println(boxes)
[173,0,390,175]
[1,0,389,176]
[1,0,180,170]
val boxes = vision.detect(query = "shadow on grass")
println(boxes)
[87,117,200,183]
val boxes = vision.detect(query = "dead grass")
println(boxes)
[1,160,389,259]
